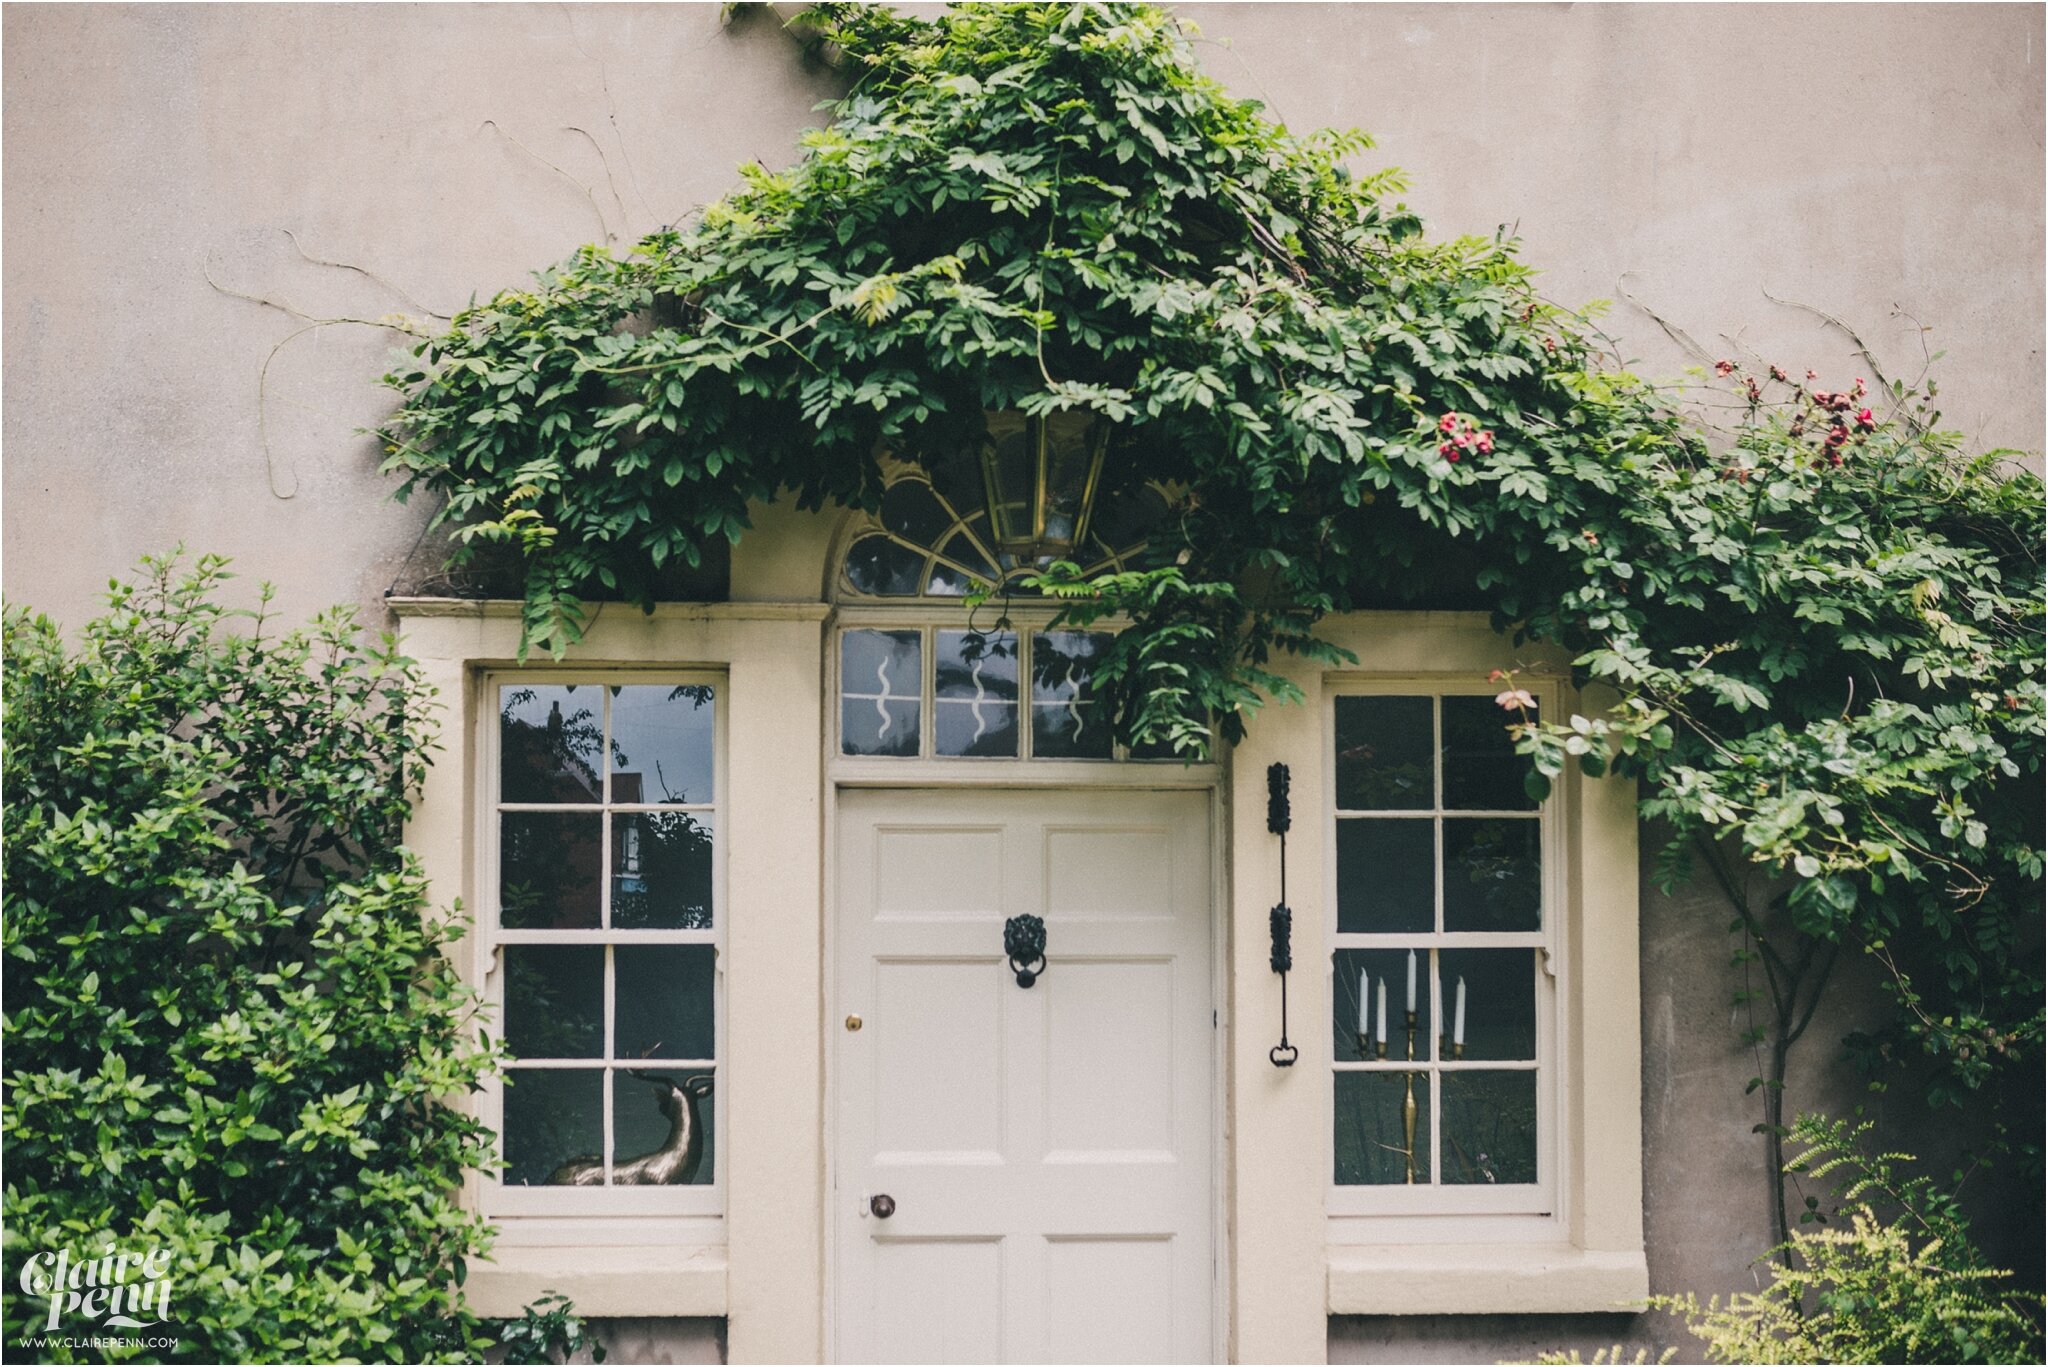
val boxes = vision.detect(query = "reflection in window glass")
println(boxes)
[615,945,716,1061]
[501,685,603,803]
[1441,1071,1538,1185]
[1335,696,1433,809]
[1334,1071,1429,1186]
[841,631,923,757]
[844,535,925,596]
[1443,819,1542,933]
[1335,819,1434,934]
[499,813,602,929]
[880,480,955,545]
[935,630,1018,758]
[612,812,713,929]
[609,685,715,805]
[504,945,604,1058]
[1031,631,1114,759]
[1441,694,1538,811]
[503,1069,603,1186]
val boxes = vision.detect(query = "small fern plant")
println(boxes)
[1650,1115,2043,1364]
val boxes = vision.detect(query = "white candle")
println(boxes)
[1406,950,1418,1014]
[1454,976,1467,1047]
[1376,981,1387,1046]
[1357,968,1371,1036]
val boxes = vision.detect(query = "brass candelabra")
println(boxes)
[1354,1014,1466,1185]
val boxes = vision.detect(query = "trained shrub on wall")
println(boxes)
[1,555,498,1363]
[377,2,2041,1147]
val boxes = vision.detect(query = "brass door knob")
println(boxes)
[845,1015,862,1032]
[869,1193,896,1219]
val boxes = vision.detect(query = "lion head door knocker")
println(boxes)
[1003,913,1047,988]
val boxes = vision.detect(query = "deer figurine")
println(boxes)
[546,1071,714,1187]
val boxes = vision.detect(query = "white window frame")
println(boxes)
[477,668,727,1222]
[1324,679,1564,1234]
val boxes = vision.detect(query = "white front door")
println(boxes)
[834,787,1216,1365]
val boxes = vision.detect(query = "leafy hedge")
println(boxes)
[376,3,2041,1107]
[2,555,497,1362]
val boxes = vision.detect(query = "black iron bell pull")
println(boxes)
[1004,913,1047,988]
[1267,763,1299,1067]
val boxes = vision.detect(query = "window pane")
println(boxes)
[1032,701,1113,759]
[1442,694,1538,811]
[1441,1071,1538,1185]
[503,945,603,1059]
[500,684,603,804]
[612,1069,714,1186]
[1334,696,1433,810]
[842,630,922,757]
[1336,818,1433,934]
[612,812,713,929]
[842,698,920,757]
[615,944,715,1061]
[881,480,954,545]
[925,560,978,597]
[936,631,1020,757]
[844,535,925,596]
[1331,948,1430,1062]
[609,685,715,805]
[936,702,1019,757]
[1334,1071,1429,1185]
[1443,818,1542,933]
[1435,949,1537,1061]
[1033,631,1111,702]
[936,630,1018,700]
[499,812,601,929]
[503,1068,604,1186]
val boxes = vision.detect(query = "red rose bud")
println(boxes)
[1439,413,1459,433]
[1856,407,1875,428]
[1770,365,1788,383]
[1714,359,1736,376]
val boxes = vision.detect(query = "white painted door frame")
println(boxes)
[823,786,1220,1360]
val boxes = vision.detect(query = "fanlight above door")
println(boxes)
[840,451,1169,600]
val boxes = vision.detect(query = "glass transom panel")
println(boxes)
[839,627,1165,761]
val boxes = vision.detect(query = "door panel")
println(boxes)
[836,789,1214,1365]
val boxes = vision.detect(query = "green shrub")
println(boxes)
[490,1294,606,1365]
[2,553,499,1362]
[1650,1116,2044,1364]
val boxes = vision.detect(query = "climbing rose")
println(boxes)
[1715,359,1736,376]
[1495,688,1538,711]
[1856,407,1876,428]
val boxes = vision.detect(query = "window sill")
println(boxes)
[1326,1244,1648,1315]
[465,1244,727,1319]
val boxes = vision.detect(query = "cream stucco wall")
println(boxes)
[6,5,2041,1364]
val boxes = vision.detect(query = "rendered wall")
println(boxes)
[5,6,2040,1364]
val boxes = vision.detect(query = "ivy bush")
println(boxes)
[376,1,2042,1109]
[2,555,498,1362]
[1647,1115,2044,1364]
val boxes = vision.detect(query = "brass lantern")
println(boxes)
[978,409,1111,559]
